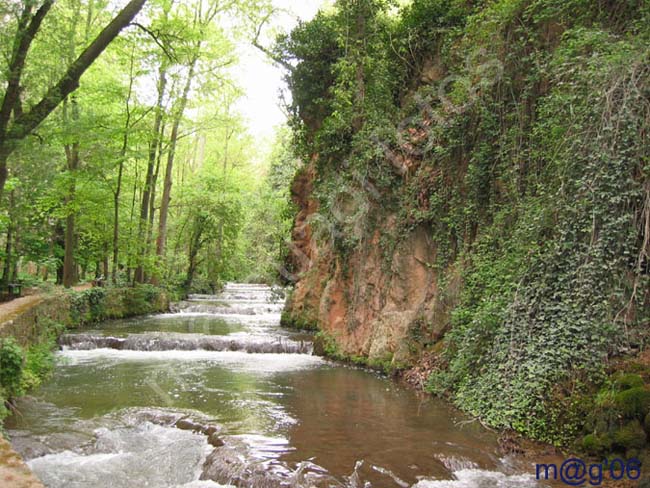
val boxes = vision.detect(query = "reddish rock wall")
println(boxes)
[285,164,461,368]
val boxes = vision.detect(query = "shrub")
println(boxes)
[20,342,56,392]
[0,338,24,398]
[0,386,9,427]
[0,320,63,425]
[70,287,107,324]
[123,284,162,316]
[313,331,344,360]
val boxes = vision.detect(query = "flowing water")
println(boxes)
[6,284,544,488]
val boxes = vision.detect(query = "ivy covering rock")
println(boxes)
[279,0,650,451]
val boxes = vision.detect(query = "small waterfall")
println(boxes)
[11,281,539,488]
[59,283,312,355]
[172,302,284,315]
[59,333,313,355]
[173,283,285,315]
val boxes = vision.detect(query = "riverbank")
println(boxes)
[305,324,650,488]
[0,436,43,488]
[0,284,171,486]
[0,284,90,344]
[0,284,171,346]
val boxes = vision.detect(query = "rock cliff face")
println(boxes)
[285,161,458,368]
[279,0,650,446]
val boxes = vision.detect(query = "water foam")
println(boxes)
[413,469,538,487]
[58,349,324,373]
[27,422,214,488]
[60,333,312,354]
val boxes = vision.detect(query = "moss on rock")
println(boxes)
[581,433,613,456]
[614,388,650,420]
[280,309,318,331]
[613,373,645,391]
[612,421,647,451]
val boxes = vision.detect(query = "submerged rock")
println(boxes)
[207,434,224,448]
[175,418,204,433]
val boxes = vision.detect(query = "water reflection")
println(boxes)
[278,367,500,486]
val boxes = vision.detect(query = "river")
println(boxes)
[6,283,542,487]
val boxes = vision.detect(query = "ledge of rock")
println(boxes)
[0,436,44,488]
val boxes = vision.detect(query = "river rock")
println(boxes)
[202,426,219,437]
[175,418,204,432]
[207,433,224,447]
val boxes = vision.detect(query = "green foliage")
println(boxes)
[314,331,345,360]
[21,342,56,392]
[615,388,650,420]
[122,285,164,316]
[281,309,318,331]
[0,387,7,429]
[70,287,107,324]
[613,373,645,392]
[275,13,342,139]
[282,0,650,447]
[582,433,612,456]
[229,128,298,286]
[612,421,647,451]
[0,0,281,290]
[0,319,62,424]
[69,285,167,325]
[0,338,24,399]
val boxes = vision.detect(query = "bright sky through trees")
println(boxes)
[233,0,324,141]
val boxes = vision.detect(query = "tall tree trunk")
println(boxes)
[112,47,135,283]
[135,66,166,283]
[127,159,139,283]
[103,241,109,279]
[185,219,204,292]
[10,238,19,283]
[155,56,198,270]
[53,222,65,284]
[113,159,124,282]
[62,96,80,288]
[2,191,15,287]
[143,119,165,282]
[62,1,83,289]
[62,213,76,287]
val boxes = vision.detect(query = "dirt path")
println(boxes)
[0,284,91,325]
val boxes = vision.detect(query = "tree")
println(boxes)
[154,0,226,270]
[0,0,289,294]
[0,0,148,198]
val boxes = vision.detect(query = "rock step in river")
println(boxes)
[58,333,312,355]
[6,283,543,488]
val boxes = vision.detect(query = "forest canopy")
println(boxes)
[0,0,298,292]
